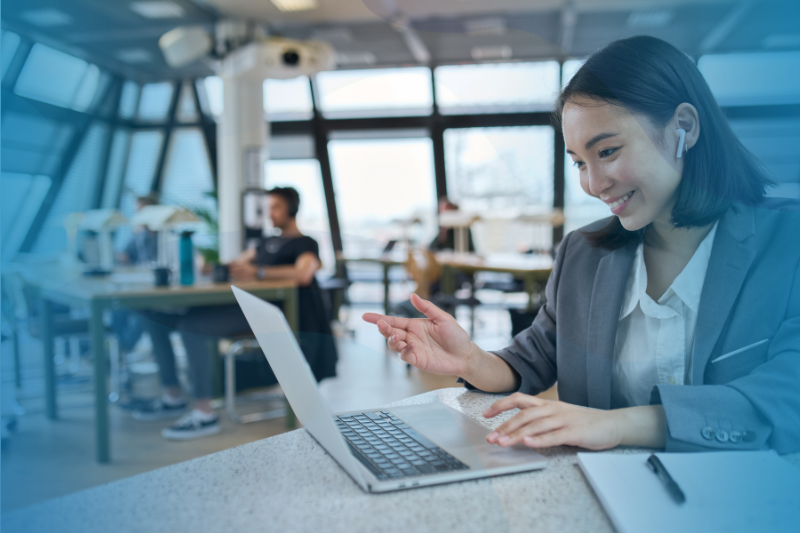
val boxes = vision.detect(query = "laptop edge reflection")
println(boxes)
[231,286,547,493]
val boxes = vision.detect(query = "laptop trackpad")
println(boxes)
[390,402,546,471]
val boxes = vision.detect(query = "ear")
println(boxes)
[673,103,700,151]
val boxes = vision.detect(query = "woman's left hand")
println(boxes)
[483,393,621,450]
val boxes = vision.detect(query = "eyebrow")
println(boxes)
[565,132,620,154]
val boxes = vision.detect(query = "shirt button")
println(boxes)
[742,431,757,443]
[716,430,729,443]
[668,376,677,385]
[729,431,743,444]
[701,427,716,440]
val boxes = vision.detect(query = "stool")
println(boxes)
[223,338,296,427]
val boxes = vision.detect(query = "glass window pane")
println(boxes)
[33,123,109,254]
[72,64,101,112]
[115,131,163,250]
[729,117,800,199]
[14,43,88,109]
[561,59,585,89]
[445,126,554,211]
[1,112,73,176]
[435,62,560,114]
[201,76,223,118]
[564,150,608,235]
[265,159,334,275]
[0,173,51,263]
[160,129,213,207]
[698,51,800,106]
[119,80,140,119]
[264,76,313,121]
[1,31,21,78]
[137,82,174,121]
[101,130,131,208]
[316,67,433,118]
[176,83,199,123]
[329,137,436,254]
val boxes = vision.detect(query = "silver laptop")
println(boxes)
[232,286,547,493]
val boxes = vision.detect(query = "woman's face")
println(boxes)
[562,97,684,231]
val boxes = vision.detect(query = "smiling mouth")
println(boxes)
[607,191,634,208]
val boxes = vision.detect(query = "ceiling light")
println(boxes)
[762,33,800,49]
[335,51,376,66]
[20,8,73,27]
[464,17,507,35]
[117,49,153,64]
[471,45,512,61]
[626,10,672,28]
[270,0,319,12]
[130,2,185,19]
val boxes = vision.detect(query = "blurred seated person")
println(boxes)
[117,193,159,265]
[428,197,475,253]
[136,187,338,440]
[112,193,159,352]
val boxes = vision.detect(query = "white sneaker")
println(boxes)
[132,395,187,421]
[161,409,221,440]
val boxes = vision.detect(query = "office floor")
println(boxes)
[1,299,521,513]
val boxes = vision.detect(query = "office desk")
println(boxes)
[436,253,553,311]
[11,387,797,533]
[335,253,406,315]
[35,271,298,463]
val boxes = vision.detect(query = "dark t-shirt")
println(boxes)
[253,235,337,381]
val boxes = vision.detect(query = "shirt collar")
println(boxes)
[619,221,719,319]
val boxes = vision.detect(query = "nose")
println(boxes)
[586,166,613,198]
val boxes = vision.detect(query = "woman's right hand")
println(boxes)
[362,293,476,377]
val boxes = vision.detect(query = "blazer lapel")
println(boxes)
[692,205,756,384]
[586,240,637,409]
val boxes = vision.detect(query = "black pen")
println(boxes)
[646,454,686,504]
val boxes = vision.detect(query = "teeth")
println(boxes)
[609,191,633,208]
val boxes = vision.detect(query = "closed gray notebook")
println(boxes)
[578,451,800,533]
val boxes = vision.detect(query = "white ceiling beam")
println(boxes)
[698,0,754,55]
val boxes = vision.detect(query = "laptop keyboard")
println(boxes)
[335,410,469,481]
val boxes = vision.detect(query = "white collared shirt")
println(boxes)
[610,222,719,408]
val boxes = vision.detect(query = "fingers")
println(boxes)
[398,342,417,366]
[523,429,572,449]
[409,293,451,322]
[376,320,408,343]
[489,414,561,447]
[362,313,410,330]
[486,404,555,445]
[483,392,546,418]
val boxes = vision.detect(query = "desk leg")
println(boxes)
[41,299,57,420]
[90,301,110,463]
[283,289,299,430]
[383,264,390,316]
[441,265,456,317]
[524,275,536,312]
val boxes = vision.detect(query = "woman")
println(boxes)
[364,36,800,453]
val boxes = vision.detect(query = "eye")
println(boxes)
[598,147,619,158]
[572,160,585,170]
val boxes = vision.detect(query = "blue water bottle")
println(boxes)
[179,231,195,286]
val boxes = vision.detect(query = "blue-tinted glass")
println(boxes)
[1,31,21,79]
[316,68,433,118]
[561,59,585,89]
[14,44,88,109]
[137,82,174,121]
[435,62,560,113]
[101,130,132,208]
[329,137,436,253]
[115,131,163,249]
[444,126,554,210]
[0,173,51,263]
[72,64,103,112]
[160,128,213,207]
[33,123,109,254]
[176,84,199,123]
[730,117,800,199]
[201,76,223,117]
[264,76,313,120]
[119,81,140,119]
[1,112,72,176]
[699,51,800,106]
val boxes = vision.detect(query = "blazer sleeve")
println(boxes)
[460,230,570,394]
[652,255,800,454]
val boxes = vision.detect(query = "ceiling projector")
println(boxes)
[159,25,335,79]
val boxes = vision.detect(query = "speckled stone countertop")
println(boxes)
[5,388,800,533]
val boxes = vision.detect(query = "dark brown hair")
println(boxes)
[267,186,300,218]
[555,36,772,249]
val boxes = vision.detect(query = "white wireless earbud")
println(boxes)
[676,128,687,159]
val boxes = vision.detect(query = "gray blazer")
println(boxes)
[478,198,800,453]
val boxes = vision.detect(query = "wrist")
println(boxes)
[460,342,484,383]
[256,266,266,280]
